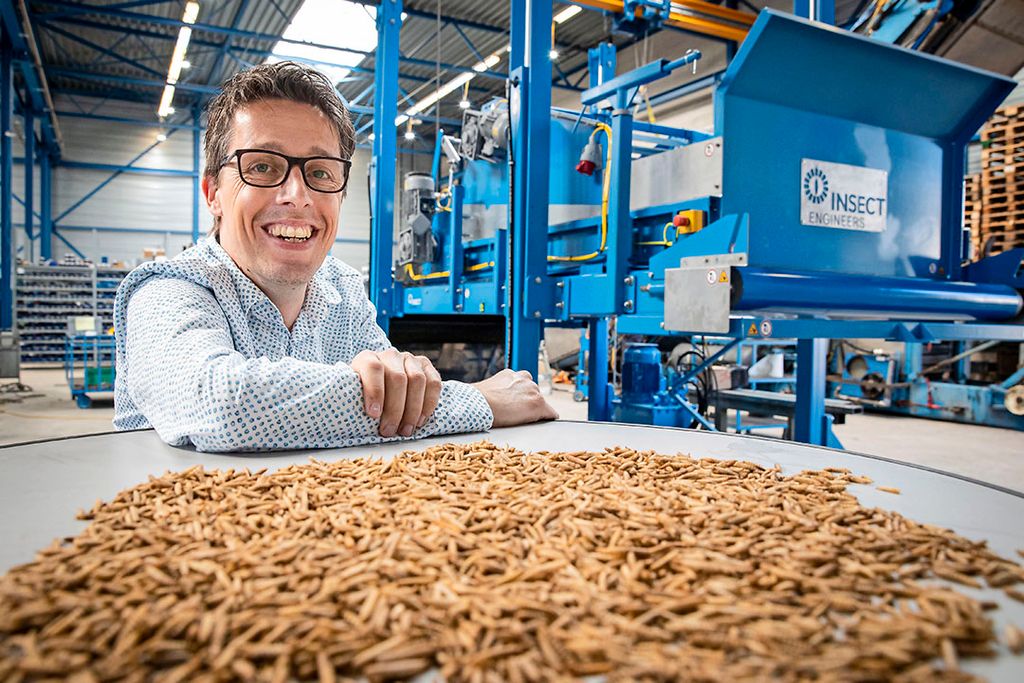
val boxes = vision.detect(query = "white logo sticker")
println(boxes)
[800,159,887,232]
[706,269,717,285]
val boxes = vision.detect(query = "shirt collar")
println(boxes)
[203,238,268,316]
[302,267,342,324]
[202,237,342,322]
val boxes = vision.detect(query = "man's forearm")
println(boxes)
[135,352,491,452]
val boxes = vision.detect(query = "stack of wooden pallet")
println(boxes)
[973,104,1024,257]
[965,173,982,256]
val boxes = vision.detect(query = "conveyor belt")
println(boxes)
[1,422,1022,679]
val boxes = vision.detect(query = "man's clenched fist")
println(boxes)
[351,349,442,437]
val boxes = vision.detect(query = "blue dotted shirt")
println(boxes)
[113,238,493,452]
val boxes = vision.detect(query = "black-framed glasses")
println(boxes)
[222,148,352,193]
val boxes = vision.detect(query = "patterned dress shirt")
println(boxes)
[113,238,493,451]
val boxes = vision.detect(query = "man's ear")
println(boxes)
[201,174,222,218]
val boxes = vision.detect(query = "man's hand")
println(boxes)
[351,349,442,437]
[472,369,559,428]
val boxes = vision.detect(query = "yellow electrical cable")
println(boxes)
[865,0,889,33]
[636,221,676,247]
[548,122,613,262]
[404,263,449,281]
[404,260,495,282]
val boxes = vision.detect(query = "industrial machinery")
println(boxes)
[397,173,438,268]
[610,343,714,429]
[831,341,1024,430]
[390,101,605,316]
[370,6,1024,446]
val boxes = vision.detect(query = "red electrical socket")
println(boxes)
[576,159,596,176]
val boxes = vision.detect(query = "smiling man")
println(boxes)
[112,62,556,452]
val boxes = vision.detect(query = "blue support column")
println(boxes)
[1,32,13,331]
[607,111,634,313]
[587,317,610,421]
[23,108,34,259]
[793,0,835,24]
[588,43,616,90]
[447,184,465,312]
[794,338,829,445]
[40,150,52,260]
[192,106,200,243]
[369,0,402,332]
[507,0,553,372]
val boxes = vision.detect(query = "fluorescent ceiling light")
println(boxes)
[267,0,377,86]
[553,5,582,24]
[158,84,176,118]
[393,48,503,126]
[473,53,501,72]
[405,72,474,118]
[182,1,199,23]
[158,1,198,118]
[167,27,193,84]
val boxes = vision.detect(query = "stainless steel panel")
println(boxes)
[664,265,730,333]
[630,136,724,212]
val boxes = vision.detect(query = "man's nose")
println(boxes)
[276,163,313,206]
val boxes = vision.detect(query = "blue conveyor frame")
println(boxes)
[367,2,1024,447]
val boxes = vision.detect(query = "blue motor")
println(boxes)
[621,343,664,403]
[612,343,694,427]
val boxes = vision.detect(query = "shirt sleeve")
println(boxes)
[121,278,493,452]
[346,288,496,437]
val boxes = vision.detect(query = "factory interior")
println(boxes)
[2,0,1024,680]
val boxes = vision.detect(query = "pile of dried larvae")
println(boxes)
[2,442,1023,682]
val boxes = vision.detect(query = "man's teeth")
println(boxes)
[266,224,313,240]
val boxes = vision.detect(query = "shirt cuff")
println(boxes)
[426,380,494,435]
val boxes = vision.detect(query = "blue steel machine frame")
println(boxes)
[369,1,1024,447]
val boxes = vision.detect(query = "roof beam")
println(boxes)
[55,109,200,130]
[32,0,178,22]
[35,19,166,79]
[204,0,251,89]
[46,66,220,94]
[0,0,62,152]
[29,14,227,52]
[34,1,372,58]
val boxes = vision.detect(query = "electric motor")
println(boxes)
[397,172,437,267]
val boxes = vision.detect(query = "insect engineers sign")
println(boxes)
[800,159,888,233]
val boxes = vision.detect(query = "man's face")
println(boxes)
[203,98,343,290]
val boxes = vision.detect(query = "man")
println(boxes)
[113,62,557,452]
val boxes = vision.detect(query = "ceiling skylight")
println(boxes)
[266,0,379,85]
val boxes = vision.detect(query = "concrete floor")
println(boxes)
[3,369,1022,491]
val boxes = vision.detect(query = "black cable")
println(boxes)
[674,348,712,424]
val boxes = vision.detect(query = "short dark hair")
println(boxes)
[203,60,355,196]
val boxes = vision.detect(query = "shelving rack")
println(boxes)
[15,263,130,365]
